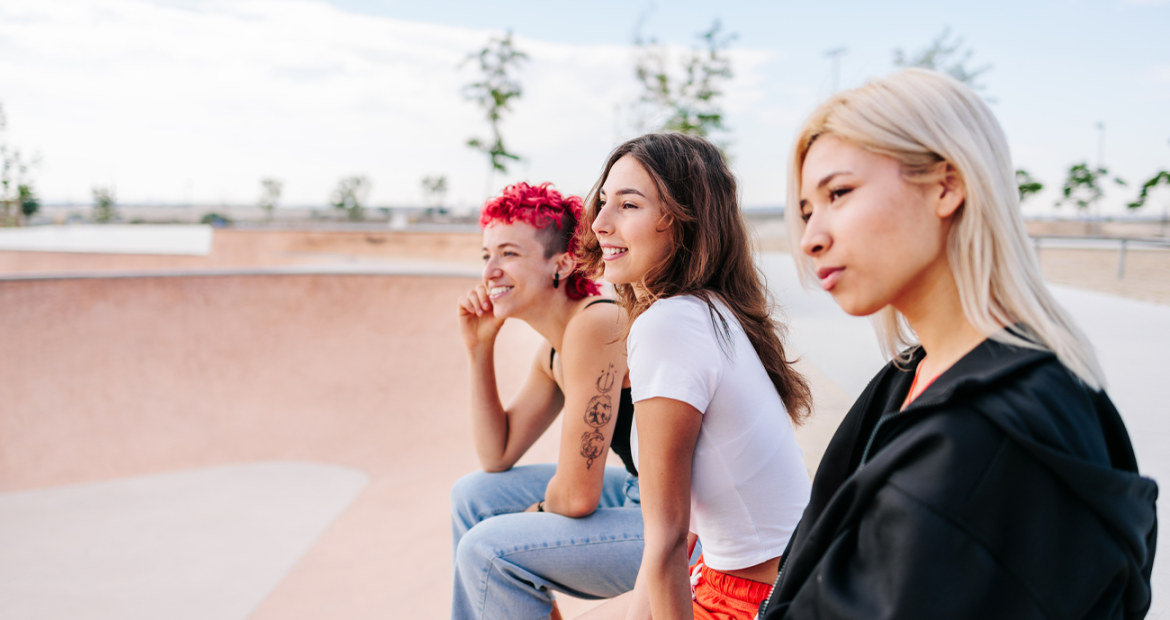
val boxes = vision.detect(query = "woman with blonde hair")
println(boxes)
[758,68,1157,619]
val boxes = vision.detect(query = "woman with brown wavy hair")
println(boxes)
[574,133,812,620]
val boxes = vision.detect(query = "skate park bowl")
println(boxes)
[0,227,583,619]
[2,225,1167,619]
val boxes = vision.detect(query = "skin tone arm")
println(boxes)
[458,283,564,472]
[538,305,629,517]
[624,397,703,620]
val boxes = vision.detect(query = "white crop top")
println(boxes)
[628,295,811,571]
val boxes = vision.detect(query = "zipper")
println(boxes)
[757,553,789,618]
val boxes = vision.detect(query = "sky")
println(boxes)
[1,0,1168,214]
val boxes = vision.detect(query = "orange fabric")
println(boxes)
[690,556,774,620]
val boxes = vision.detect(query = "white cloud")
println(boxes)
[0,0,783,207]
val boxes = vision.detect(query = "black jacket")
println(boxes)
[761,338,1158,620]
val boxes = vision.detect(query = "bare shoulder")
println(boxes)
[563,300,626,362]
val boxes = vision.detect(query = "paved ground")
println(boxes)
[0,227,1165,619]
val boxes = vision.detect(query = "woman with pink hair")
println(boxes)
[450,182,642,620]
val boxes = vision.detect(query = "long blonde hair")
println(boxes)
[787,68,1106,389]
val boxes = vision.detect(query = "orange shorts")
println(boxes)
[689,556,774,620]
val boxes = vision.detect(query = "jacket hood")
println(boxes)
[908,337,1159,602]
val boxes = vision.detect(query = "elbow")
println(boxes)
[559,498,600,518]
[477,457,513,474]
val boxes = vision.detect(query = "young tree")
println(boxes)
[894,28,993,91]
[634,20,736,139]
[1128,170,1170,233]
[92,187,118,224]
[0,103,39,227]
[463,31,528,189]
[421,175,449,212]
[331,175,370,221]
[1056,162,1126,231]
[258,178,283,221]
[1016,169,1043,203]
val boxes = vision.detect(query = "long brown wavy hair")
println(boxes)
[576,133,812,424]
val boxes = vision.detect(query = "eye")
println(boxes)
[621,201,637,210]
[503,250,517,257]
[481,254,489,262]
[800,210,812,223]
[828,186,852,201]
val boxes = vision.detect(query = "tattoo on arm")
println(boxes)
[580,363,616,469]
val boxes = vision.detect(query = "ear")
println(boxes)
[554,252,575,277]
[934,163,966,219]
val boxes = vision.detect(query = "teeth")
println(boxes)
[602,247,628,256]
[488,286,512,296]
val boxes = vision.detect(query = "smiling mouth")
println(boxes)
[602,247,628,260]
[488,286,513,299]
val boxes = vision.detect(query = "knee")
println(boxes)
[454,517,504,571]
[450,470,490,511]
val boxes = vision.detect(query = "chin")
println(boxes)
[830,290,886,317]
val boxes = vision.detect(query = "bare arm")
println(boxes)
[624,397,703,620]
[541,304,629,517]
[459,284,564,472]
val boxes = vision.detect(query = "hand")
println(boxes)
[457,284,506,351]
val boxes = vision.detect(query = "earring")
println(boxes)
[553,272,561,289]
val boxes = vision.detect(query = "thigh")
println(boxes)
[464,506,645,600]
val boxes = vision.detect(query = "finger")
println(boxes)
[475,284,492,311]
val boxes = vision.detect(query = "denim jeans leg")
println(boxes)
[450,465,643,620]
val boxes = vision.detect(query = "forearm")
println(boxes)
[642,532,693,620]
[466,345,511,471]
[541,471,602,517]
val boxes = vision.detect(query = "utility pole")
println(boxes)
[1097,122,1105,170]
[825,47,847,93]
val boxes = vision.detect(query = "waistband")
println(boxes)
[691,556,774,603]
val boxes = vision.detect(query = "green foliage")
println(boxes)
[0,103,39,227]
[331,175,370,221]
[92,186,118,223]
[1127,170,1170,210]
[200,212,232,227]
[635,20,736,138]
[463,31,528,174]
[258,178,283,220]
[1056,162,1126,212]
[18,183,39,218]
[421,175,449,208]
[894,28,992,91]
[1015,169,1043,203]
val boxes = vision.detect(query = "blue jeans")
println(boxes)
[450,464,644,620]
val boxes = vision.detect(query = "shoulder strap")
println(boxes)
[584,298,617,309]
[549,346,556,371]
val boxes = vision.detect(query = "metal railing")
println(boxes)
[1030,235,1170,279]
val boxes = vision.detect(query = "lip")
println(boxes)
[601,244,629,262]
[816,266,844,291]
[487,285,513,300]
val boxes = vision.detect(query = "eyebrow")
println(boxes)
[798,170,853,211]
[483,242,523,251]
[600,188,647,198]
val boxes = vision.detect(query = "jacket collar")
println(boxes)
[907,334,1056,411]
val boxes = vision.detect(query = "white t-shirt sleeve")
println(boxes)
[628,297,724,413]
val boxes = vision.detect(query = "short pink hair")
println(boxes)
[480,182,601,300]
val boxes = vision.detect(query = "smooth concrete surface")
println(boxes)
[757,252,1169,619]
[0,244,1163,619]
[0,225,214,255]
[0,461,368,620]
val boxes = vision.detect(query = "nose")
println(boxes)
[483,255,503,281]
[591,202,613,236]
[799,212,831,257]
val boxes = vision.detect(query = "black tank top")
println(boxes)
[551,298,638,477]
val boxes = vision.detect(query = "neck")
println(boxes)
[522,293,589,352]
[896,257,985,378]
